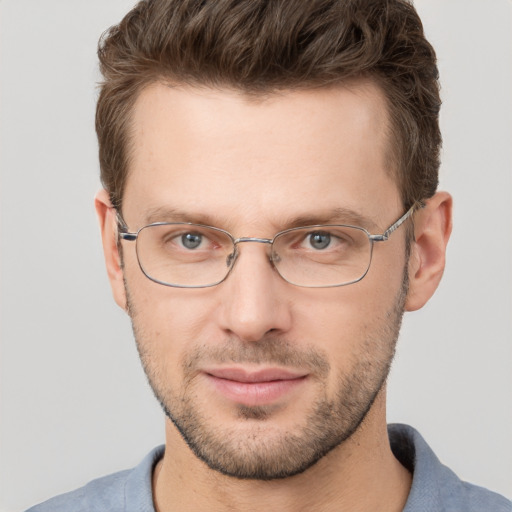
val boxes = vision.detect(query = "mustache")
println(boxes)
[182,336,331,378]
[125,279,331,378]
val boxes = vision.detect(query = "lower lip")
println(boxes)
[205,374,307,407]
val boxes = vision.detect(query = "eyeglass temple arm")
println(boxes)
[369,203,420,242]
[114,210,138,241]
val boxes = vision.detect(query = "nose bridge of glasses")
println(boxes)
[226,237,274,268]
[234,237,273,245]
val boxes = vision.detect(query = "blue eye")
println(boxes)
[181,233,202,249]
[308,232,331,250]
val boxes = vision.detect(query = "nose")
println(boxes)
[217,242,292,342]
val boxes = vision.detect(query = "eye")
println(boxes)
[307,231,331,250]
[180,232,203,249]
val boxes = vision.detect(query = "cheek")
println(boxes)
[296,279,396,334]
[126,266,221,361]
[293,263,406,363]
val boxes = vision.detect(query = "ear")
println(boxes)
[94,189,128,311]
[405,191,453,312]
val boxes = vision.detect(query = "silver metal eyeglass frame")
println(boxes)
[116,203,418,288]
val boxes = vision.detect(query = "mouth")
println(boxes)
[202,367,308,407]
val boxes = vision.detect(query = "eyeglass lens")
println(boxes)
[134,223,373,288]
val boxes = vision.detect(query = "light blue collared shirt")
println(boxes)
[26,424,512,512]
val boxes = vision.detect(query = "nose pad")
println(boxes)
[226,249,238,268]
[270,250,281,265]
[226,242,277,277]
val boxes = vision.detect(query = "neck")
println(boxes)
[152,392,411,512]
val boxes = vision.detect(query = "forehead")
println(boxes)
[123,82,400,231]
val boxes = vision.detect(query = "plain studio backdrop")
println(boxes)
[0,1,511,510]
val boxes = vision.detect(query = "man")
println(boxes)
[26,0,511,511]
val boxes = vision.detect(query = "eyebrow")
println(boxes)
[143,206,219,227]
[281,208,380,232]
[141,206,381,233]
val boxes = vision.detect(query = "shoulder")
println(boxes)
[25,446,164,512]
[448,480,512,512]
[25,470,130,512]
[388,424,512,512]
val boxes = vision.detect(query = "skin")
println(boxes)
[96,81,452,511]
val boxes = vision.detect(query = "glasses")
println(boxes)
[117,205,417,288]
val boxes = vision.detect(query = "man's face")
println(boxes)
[118,82,408,479]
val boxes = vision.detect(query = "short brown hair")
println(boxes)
[96,0,441,211]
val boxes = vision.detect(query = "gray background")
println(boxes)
[1,1,511,510]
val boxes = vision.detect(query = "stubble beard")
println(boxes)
[126,271,408,481]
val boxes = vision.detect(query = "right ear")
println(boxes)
[94,189,128,311]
